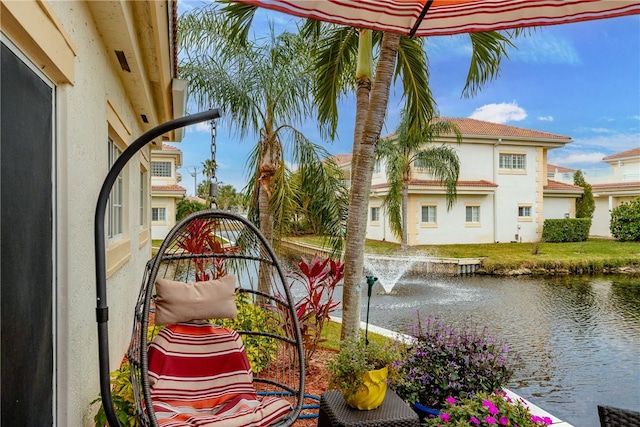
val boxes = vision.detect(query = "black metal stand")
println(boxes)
[364,275,378,345]
[94,109,220,427]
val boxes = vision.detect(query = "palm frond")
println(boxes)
[462,31,516,98]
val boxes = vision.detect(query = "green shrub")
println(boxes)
[610,197,640,241]
[214,292,281,373]
[541,218,590,242]
[91,360,139,427]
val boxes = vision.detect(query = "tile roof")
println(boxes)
[152,184,186,192]
[602,147,640,161]
[592,181,640,191]
[332,153,353,165]
[440,118,572,141]
[544,180,582,191]
[161,144,180,152]
[547,164,575,173]
[371,180,498,189]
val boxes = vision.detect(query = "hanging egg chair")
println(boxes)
[94,111,304,427]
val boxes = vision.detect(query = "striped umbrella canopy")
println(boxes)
[231,0,640,37]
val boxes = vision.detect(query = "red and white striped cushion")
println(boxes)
[147,323,291,427]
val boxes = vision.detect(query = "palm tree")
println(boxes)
[377,110,462,250]
[178,7,346,251]
[216,1,521,339]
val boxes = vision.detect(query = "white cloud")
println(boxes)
[571,133,640,153]
[538,116,554,122]
[548,151,607,165]
[186,121,211,134]
[508,32,580,65]
[469,102,527,124]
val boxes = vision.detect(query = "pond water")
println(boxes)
[332,273,640,427]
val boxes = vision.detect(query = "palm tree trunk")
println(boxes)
[401,181,409,250]
[341,31,401,340]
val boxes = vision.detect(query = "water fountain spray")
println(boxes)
[365,275,378,345]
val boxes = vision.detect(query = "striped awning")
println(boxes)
[232,0,640,37]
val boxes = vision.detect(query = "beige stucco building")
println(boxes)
[550,147,640,237]
[0,1,186,425]
[151,144,187,240]
[336,118,583,245]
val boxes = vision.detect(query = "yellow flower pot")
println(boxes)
[344,366,388,410]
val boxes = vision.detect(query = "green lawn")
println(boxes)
[289,236,640,273]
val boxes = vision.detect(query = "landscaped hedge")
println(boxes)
[542,218,590,242]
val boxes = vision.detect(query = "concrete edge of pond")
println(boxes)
[329,316,575,427]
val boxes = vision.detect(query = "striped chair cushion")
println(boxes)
[147,323,291,427]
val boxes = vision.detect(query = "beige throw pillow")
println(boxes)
[154,274,237,325]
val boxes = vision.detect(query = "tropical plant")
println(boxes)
[91,361,138,427]
[377,110,461,249]
[392,315,521,410]
[214,1,523,340]
[610,196,640,241]
[178,6,347,254]
[424,391,553,426]
[573,170,595,220]
[176,198,207,221]
[213,292,282,373]
[287,255,343,366]
[327,337,399,402]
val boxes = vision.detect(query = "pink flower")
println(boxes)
[470,416,481,424]
[483,400,499,415]
[446,397,457,405]
[440,413,450,423]
[499,416,510,425]
[485,415,497,424]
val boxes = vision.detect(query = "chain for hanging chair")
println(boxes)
[208,118,219,209]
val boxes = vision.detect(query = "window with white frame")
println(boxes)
[518,205,532,218]
[139,170,146,226]
[373,160,381,174]
[152,207,166,222]
[370,206,380,222]
[499,153,526,170]
[421,205,437,223]
[465,205,480,223]
[108,138,123,239]
[151,161,172,177]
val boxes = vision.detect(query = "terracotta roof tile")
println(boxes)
[439,117,572,140]
[161,144,180,151]
[544,180,583,191]
[152,184,186,192]
[332,153,353,165]
[592,181,640,191]
[547,164,575,173]
[602,147,640,161]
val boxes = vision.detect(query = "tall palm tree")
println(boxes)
[178,7,346,251]
[377,110,462,250]
[217,1,521,338]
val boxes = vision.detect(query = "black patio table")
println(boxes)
[317,389,419,427]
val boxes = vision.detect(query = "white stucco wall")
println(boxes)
[34,3,153,425]
[543,197,574,220]
[152,196,178,240]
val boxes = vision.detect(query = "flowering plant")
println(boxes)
[392,315,521,409]
[423,391,553,426]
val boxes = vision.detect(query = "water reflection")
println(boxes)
[331,274,640,427]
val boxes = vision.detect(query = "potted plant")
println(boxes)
[327,337,398,410]
[391,315,521,417]
[423,391,553,426]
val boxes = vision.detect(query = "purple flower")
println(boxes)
[485,415,497,424]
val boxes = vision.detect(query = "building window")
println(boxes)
[108,138,123,239]
[140,170,146,226]
[465,205,480,223]
[373,160,381,174]
[151,161,172,177]
[499,153,526,170]
[518,205,532,218]
[152,207,166,222]
[421,205,437,223]
[371,206,380,222]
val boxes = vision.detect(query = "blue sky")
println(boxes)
[175,2,640,194]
